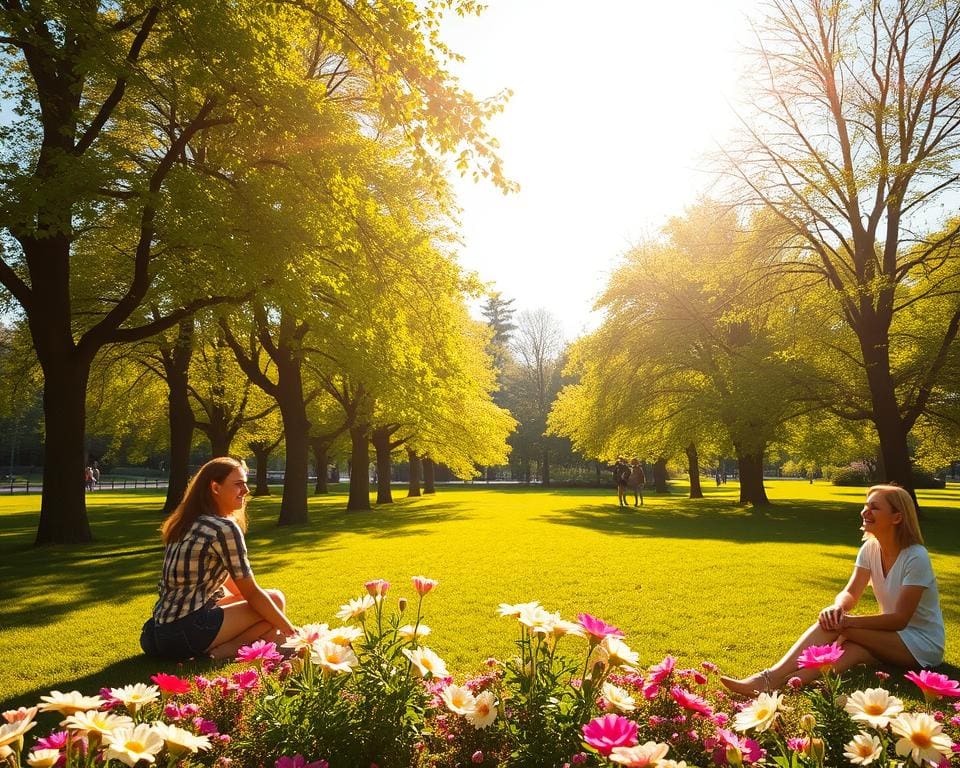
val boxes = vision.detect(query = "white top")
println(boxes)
[855,538,945,668]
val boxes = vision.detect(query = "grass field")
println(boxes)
[1,480,958,710]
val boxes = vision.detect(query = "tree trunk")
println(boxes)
[407,449,421,497]
[311,438,328,495]
[372,427,394,504]
[207,427,231,459]
[35,352,93,544]
[542,447,550,487]
[423,457,436,494]
[736,446,769,505]
[250,443,273,496]
[686,443,703,499]
[652,457,668,493]
[275,373,310,526]
[161,319,195,515]
[347,425,371,510]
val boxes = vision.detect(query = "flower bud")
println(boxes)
[788,676,803,690]
[471,751,484,764]
[810,738,825,766]
[398,597,408,613]
[800,714,816,733]
[725,745,743,766]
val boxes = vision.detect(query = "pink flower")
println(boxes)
[412,576,438,595]
[642,683,660,700]
[701,661,719,673]
[713,728,764,764]
[194,675,211,690]
[577,613,624,642]
[796,642,844,671]
[648,655,676,684]
[670,686,713,716]
[582,714,639,756]
[875,670,890,681]
[365,579,390,597]
[35,731,70,750]
[150,672,192,694]
[471,750,484,764]
[231,669,260,691]
[788,676,803,690]
[571,754,587,765]
[787,737,809,753]
[164,703,184,720]
[192,717,219,735]
[905,670,960,700]
[236,640,283,666]
[712,712,730,727]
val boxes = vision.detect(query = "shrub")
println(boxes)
[831,466,872,486]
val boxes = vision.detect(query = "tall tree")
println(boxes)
[726,0,960,492]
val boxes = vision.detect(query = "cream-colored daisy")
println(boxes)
[324,625,364,645]
[891,712,954,766]
[609,741,670,766]
[843,732,883,766]
[109,683,160,714]
[733,691,784,733]
[403,647,449,678]
[102,723,164,767]
[398,623,432,641]
[465,690,498,730]
[601,681,637,713]
[496,601,541,618]
[551,618,586,639]
[440,684,477,715]
[152,721,212,755]
[518,603,553,630]
[64,709,133,737]
[283,623,330,652]
[0,717,36,748]
[844,688,904,729]
[26,749,61,768]
[38,690,105,717]
[601,635,639,670]
[335,594,376,621]
[310,641,359,674]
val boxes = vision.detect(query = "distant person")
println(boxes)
[715,467,722,487]
[140,457,295,661]
[91,463,100,489]
[84,466,94,492]
[628,458,645,507]
[721,485,945,695]
[613,457,631,508]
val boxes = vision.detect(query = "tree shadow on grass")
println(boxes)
[0,492,464,636]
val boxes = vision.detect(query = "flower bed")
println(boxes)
[2,577,959,767]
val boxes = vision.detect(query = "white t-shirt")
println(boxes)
[854,538,945,668]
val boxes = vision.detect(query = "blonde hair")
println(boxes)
[866,484,924,548]
[161,457,248,544]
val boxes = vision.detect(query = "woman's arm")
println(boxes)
[841,585,925,632]
[232,574,296,635]
[819,566,870,630]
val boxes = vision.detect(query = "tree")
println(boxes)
[725,0,960,493]
[480,292,517,375]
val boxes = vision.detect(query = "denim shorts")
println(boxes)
[140,605,224,660]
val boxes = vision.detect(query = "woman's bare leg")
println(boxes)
[206,589,287,659]
[842,628,917,668]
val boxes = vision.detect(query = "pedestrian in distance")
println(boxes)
[613,456,631,508]
[628,458,645,506]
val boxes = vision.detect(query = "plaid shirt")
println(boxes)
[152,514,253,624]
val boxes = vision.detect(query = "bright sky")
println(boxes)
[442,1,762,341]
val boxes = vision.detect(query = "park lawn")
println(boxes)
[1,480,958,710]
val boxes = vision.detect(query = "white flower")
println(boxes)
[551,618,586,639]
[656,762,689,768]
[283,623,330,652]
[336,594,376,621]
[403,647,449,678]
[102,723,164,766]
[608,741,670,766]
[26,749,61,768]
[518,603,553,630]
[843,732,883,766]
[324,625,364,645]
[310,641,359,674]
[844,688,904,729]
[64,709,133,736]
[3,706,38,724]
[733,691,783,733]
[440,684,477,715]
[466,690,498,729]
[497,600,541,618]
[891,712,953,766]
[0,717,36,747]
[601,681,637,713]
[38,690,105,717]
[109,683,160,714]
[151,721,212,755]
[601,635,639,669]
[398,623,432,641]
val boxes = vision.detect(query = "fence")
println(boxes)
[0,477,168,494]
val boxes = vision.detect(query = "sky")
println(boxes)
[440,1,763,340]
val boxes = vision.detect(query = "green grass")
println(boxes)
[1,480,958,710]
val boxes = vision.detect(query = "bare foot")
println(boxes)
[720,673,767,697]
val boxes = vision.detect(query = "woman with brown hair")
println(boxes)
[140,457,296,660]
[722,484,945,695]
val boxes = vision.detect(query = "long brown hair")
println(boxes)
[161,457,249,544]
[867,484,924,549]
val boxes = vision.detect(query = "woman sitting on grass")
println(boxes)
[721,484,945,695]
[140,456,296,661]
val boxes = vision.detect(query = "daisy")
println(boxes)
[398,623,432,641]
[64,709,133,737]
[601,636,639,669]
[152,721,212,755]
[891,712,954,766]
[733,691,783,733]
[283,623,330,653]
[0,716,36,748]
[335,594,376,621]
[102,723,164,766]
[497,600,541,618]
[403,647,449,678]
[843,732,882,766]
[466,691,498,729]
[608,741,670,767]
[324,625,364,645]
[108,683,160,714]
[25,749,61,768]
[38,690,105,717]
[602,682,637,713]
[844,688,904,729]
[310,641,359,674]
[440,684,477,715]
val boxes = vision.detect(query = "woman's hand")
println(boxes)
[818,605,845,631]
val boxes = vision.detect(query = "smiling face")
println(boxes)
[211,466,249,517]
[861,490,902,537]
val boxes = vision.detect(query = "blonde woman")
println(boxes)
[722,484,945,695]
[140,457,295,661]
